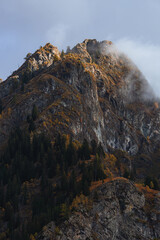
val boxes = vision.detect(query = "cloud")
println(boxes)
[1,0,160,81]
[115,39,160,97]
[46,24,69,49]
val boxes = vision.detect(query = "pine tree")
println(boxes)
[66,46,71,53]
[61,49,65,58]
[32,104,39,121]
[5,202,14,221]
[60,203,69,221]
[0,99,3,114]
[153,178,159,190]
[97,142,105,158]
[66,138,77,166]
[29,119,35,132]
[91,139,97,155]
[79,139,90,160]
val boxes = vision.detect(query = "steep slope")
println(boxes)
[0,39,160,240]
[0,39,159,157]
[37,178,160,240]
[1,40,160,182]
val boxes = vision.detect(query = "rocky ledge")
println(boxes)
[37,178,160,240]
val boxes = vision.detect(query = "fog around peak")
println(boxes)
[0,0,160,92]
[115,39,160,97]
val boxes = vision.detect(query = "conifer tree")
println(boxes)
[0,99,3,114]
[32,104,39,121]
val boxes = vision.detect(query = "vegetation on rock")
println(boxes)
[0,39,160,239]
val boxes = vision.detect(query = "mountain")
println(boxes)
[0,39,160,240]
[37,179,160,240]
[1,39,160,177]
[0,40,158,150]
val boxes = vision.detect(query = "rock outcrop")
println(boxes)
[37,178,160,240]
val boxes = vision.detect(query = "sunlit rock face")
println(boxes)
[0,39,159,156]
[1,39,160,240]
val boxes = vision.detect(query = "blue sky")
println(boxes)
[1,0,160,95]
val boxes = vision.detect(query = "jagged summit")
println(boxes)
[0,39,160,240]
[71,39,113,61]
[5,39,155,104]
[10,42,61,79]
[7,39,114,81]
[0,39,159,156]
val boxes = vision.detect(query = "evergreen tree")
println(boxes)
[60,203,69,221]
[5,202,14,221]
[0,99,3,114]
[66,46,71,53]
[61,171,68,191]
[21,81,24,91]
[91,139,97,155]
[29,119,35,132]
[79,139,90,160]
[144,176,152,187]
[123,169,130,179]
[61,50,65,58]
[66,138,77,166]
[32,104,39,121]
[97,142,105,158]
[153,178,159,190]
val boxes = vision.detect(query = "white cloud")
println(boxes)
[116,39,160,97]
[46,24,69,49]
[1,0,160,82]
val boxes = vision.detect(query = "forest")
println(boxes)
[0,128,106,240]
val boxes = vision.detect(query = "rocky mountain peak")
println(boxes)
[0,39,160,239]
[0,39,159,156]
[0,43,61,99]
[83,38,112,55]
[43,42,59,53]
[13,43,61,78]
[71,39,113,62]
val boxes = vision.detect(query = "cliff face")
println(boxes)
[0,39,159,156]
[1,39,160,239]
[37,178,160,240]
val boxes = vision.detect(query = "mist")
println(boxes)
[115,39,160,98]
[1,0,160,82]
[100,41,156,102]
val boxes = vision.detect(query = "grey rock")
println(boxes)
[37,179,160,240]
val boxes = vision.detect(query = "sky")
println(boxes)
[0,0,160,96]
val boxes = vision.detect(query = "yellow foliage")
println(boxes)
[70,194,92,211]
[147,136,150,142]
[73,140,81,150]
[43,61,48,66]
[106,154,117,167]
[104,167,113,178]
[53,54,59,62]
[64,134,70,148]
[42,226,48,231]
[43,121,47,128]
[29,234,36,240]
[55,226,60,235]
[7,107,12,116]
[150,181,154,189]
